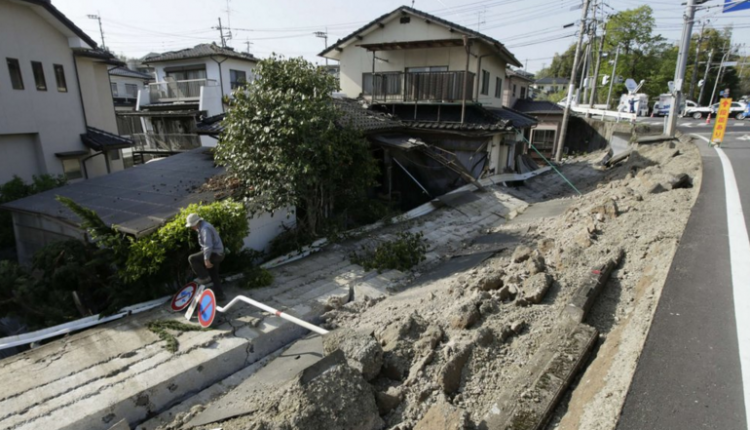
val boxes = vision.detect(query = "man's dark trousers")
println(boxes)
[189,251,225,296]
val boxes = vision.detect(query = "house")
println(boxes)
[318,6,538,185]
[119,43,258,165]
[109,66,152,112]
[0,0,132,183]
[533,77,570,97]
[503,69,534,107]
[1,148,293,265]
[512,99,565,161]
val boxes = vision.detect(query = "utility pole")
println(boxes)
[709,49,730,107]
[556,0,591,162]
[688,21,708,101]
[588,7,607,113]
[86,13,106,51]
[605,44,620,109]
[244,39,252,54]
[665,0,697,138]
[314,30,329,66]
[216,18,226,47]
[698,49,713,105]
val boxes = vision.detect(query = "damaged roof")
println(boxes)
[196,98,404,136]
[381,104,537,131]
[81,127,134,151]
[144,43,259,64]
[319,6,522,68]
[2,149,220,237]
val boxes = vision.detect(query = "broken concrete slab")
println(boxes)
[565,248,625,323]
[437,345,472,395]
[415,401,470,430]
[519,273,552,305]
[323,328,383,381]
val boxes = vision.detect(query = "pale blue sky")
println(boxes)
[52,0,750,75]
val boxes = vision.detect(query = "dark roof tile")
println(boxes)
[81,127,134,151]
[108,67,153,80]
[144,43,258,63]
[512,99,564,114]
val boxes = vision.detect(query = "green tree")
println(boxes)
[216,56,377,236]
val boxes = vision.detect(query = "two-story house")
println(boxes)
[503,69,533,107]
[319,6,538,183]
[109,66,152,113]
[0,0,132,184]
[120,43,258,164]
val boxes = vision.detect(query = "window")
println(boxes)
[125,83,138,98]
[53,64,67,92]
[480,69,490,95]
[512,84,517,97]
[400,16,411,24]
[230,69,247,89]
[520,86,526,99]
[531,129,556,155]
[7,58,24,90]
[495,77,503,98]
[31,61,46,91]
[61,159,83,181]
[110,82,119,97]
[109,150,121,161]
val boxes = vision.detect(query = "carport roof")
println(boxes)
[1,148,221,237]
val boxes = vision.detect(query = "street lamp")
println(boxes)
[314,31,328,66]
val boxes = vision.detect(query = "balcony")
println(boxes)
[370,71,475,103]
[148,79,218,103]
[131,133,201,153]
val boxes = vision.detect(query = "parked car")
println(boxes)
[685,101,747,119]
[653,96,697,117]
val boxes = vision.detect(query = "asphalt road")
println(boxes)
[617,118,750,429]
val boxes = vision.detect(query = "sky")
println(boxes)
[51,0,750,75]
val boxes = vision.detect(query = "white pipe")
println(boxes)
[217,295,328,335]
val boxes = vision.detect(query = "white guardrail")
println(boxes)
[570,105,637,122]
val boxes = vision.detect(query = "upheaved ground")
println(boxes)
[161,136,701,430]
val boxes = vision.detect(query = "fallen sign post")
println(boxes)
[173,283,329,335]
[711,98,732,147]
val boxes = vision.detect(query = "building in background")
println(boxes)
[503,69,534,107]
[109,66,152,113]
[0,0,132,184]
[532,77,570,97]
[118,43,258,164]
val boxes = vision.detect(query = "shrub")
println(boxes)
[350,231,427,273]
[0,175,66,249]
[241,266,274,290]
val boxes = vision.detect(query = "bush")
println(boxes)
[241,266,274,290]
[350,231,427,273]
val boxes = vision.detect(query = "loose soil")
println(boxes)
[187,137,701,430]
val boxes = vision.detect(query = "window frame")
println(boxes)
[53,64,67,92]
[494,77,503,98]
[61,158,83,181]
[110,82,119,97]
[480,69,490,96]
[124,83,138,98]
[229,69,247,89]
[7,58,24,90]
[512,83,517,97]
[31,61,47,91]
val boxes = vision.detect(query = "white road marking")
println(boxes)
[738,135,750,141]
[693,133,750,429]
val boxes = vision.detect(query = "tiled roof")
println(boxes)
[196,98,405,136]
[382,104,536,131]
[507,69,535,82]
[320,6,522,68]
[512,99,564,114]
[534,77,570,85]
[144,43,258,64]
[81,127,134,151]
[2,149,220,237]
[109,67,152,80]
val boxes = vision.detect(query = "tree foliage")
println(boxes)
[215,55,378,235]
[0,175,66,248]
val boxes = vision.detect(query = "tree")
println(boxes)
[536,43,577,80]
[216,56,377,235]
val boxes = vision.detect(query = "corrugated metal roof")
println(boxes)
[81,127,134,151]
[2,149,220,237]
[108,67,152,80]
[320,6,522,68]
[143,43,258,64]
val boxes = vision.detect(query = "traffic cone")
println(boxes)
[706,113,711,124]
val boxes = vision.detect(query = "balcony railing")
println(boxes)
[131,133,201,153]
[148,79,218,103]
[372,71,475,103]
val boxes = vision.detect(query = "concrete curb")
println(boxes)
[481,249,624,430]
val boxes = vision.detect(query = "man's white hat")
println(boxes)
[185,213,202,228]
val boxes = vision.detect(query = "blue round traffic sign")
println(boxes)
[171,282,197,312]
[197,289,217,328]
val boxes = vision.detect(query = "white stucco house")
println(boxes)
[0,0,132,184]
[109,66,152,113]
[116,43,258,164]
[318,6,539,180]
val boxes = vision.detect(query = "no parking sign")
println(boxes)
[197,289,217,328]
[170,282,197,312]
